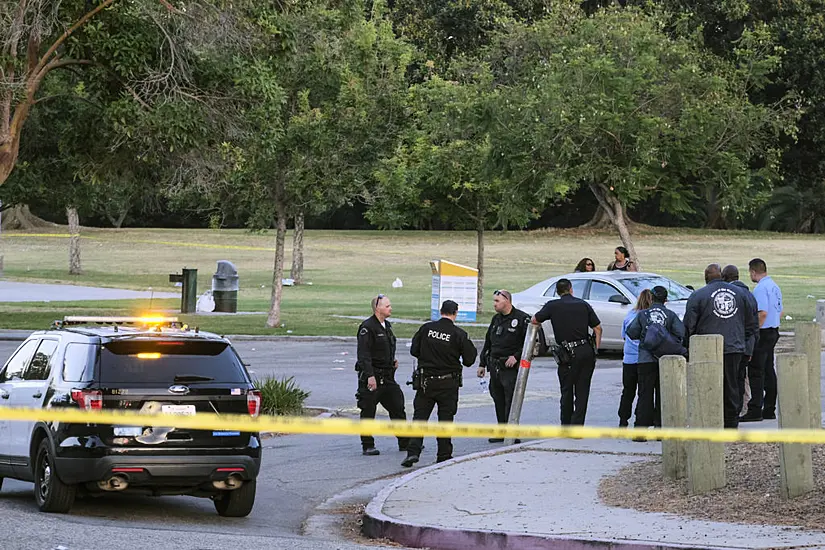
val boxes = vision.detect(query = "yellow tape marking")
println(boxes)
[2,407,825,444]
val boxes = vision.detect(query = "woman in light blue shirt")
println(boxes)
[619,289,653,427]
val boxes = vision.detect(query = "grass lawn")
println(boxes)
[0,226,823,337]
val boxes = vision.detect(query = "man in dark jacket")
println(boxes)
[626,286,686,428]
[478,289,532,442]
[402,300,478,467]
[355,294,407,456]
[683,264,758,428]
[721,265,759,418]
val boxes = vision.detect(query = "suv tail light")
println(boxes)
[71,389,103,410]
[247,390,262,417]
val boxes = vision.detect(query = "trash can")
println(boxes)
[212,260,239,313]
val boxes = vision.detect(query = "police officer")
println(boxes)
[478,289,531,442]
[626,286,686,428]
[532,278,602,425]
[355,294,407,456]
[402,300,477,467]
[741,258,783,422]
[721,265,759,418]
[683,264,757,428]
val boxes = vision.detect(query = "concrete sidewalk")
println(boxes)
[364,438,825,550]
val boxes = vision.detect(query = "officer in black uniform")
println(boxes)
[532,278,602,425]
[683,264,757,428]
[355,294,407,456]
[478,289,531,442]
[402,300,477,467]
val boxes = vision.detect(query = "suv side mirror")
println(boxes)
[609,294,631,305]
[685,285,695,291]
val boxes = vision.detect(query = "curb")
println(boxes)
[362,442,726,550]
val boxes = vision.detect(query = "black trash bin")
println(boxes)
[212,260,239,313]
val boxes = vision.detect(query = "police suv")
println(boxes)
[0,316,261,516]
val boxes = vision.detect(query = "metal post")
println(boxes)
[504,322,539,445]
[181,268,198,314]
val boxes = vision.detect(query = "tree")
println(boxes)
[368,64,540,315]
[0,0,185,189]
[487,4,797,265]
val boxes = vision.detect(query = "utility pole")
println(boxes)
[504,322,539,445]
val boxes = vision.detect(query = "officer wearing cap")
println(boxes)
[355,294,407,456]
[532,278,602,425]
[478,289,531,442]
[683,264,757,428]
[402,300,477,467]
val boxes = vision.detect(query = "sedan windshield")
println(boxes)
[619,276,693,301]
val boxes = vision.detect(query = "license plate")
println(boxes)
[161,404,196,416]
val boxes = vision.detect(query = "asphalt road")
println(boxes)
[0,338,626,550]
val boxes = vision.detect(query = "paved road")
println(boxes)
[0,281,179,302]
[0,338,626,550]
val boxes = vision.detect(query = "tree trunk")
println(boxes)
[580,205,614,229]
[589,183,641,271]
[106,208,129,229]
[67,206,82,275]
[0,204,53,230]
[290,210,305,285]
[266,201,288,328]
[476,222,484,316]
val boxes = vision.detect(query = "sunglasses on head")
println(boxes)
[375,293,385,304]
[493,290,510,298]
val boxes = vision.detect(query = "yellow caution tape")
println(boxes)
[2,407,825,444]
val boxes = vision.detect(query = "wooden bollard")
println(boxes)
[686,357,725,495]
[660,355,687,479]
[777,353,814,499]
[794,322,822,429]
[689,333,723,363]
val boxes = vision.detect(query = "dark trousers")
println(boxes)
[723,353,744,428]
[636,362,661,427]
[736,354,750,415]
[618,363,638,426]
[489,363,518,423]
[557,346,596,425]
[747,328,780,416]
[406,384,459,461]
[356,374,407,450]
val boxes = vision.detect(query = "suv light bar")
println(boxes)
[57,316,181,328]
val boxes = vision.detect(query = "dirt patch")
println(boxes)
[599,443,825,531]
[338,503,405,547]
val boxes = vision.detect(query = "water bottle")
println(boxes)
[479,377,488,392]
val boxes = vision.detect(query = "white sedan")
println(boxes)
[511,271,692,351]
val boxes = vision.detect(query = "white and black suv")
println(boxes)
[0,316,262,516]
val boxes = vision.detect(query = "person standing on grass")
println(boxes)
[721,265,759,419]
[618,289,653,428]
[740,259,783,422]
[683,264,757,429]
[607,246,638,272]
[575,258,596,272]
[355,294,408,456]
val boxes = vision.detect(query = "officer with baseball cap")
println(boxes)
[402,300,477,467]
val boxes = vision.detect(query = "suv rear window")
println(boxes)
[99,340,247,385]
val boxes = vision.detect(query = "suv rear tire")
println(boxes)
[213,479,256,517]
[34,439,76,513]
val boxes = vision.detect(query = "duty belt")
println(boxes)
[561,339,589,350]
[426,373,457,381]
